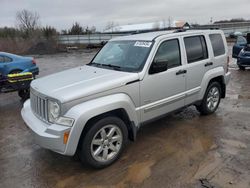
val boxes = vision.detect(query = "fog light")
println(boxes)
[64,131,70,144]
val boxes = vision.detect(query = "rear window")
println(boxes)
[209,34,225,57]
[4,56,12,62]
[0,56,12,63]
[184,36,208,63]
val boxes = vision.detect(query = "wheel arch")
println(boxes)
[63,93,139,156]
[198,67,226,100]
[9,69,23,74]
[77,108,137,150]
[208,76,226,98]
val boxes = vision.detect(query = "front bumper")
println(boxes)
[21,100,71,154]
[237,56,250,67]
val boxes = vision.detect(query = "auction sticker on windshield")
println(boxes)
[134,41,152,48]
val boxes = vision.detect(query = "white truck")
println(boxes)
[22,30,231,168]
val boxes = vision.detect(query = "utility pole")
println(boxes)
[168,17,172,28]
[210,17,213,24]
[162,18,166,29]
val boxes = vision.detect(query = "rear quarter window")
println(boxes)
[4,56,12,62]
[209,34,225,57]
[0,56,12,63]
[184,35,208,63]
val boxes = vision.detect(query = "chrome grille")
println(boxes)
[30,91,48,121]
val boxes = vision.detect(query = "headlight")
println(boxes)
[240,48,245,54]
[48,100,60,121]
[48,100,74,127]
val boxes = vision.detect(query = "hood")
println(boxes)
[31,65,139,103]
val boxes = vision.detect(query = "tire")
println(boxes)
[196,82,221,115]
[79,116,128,169]
[238,65,245,70]
[18,89,30,100]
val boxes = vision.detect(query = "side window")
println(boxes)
[184,36,208,63]
[209,34,225,57]
[153,39,181,69]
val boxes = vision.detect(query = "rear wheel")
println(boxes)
[238,65,245,70]
[196,82,221,115]
[79,116,128,168]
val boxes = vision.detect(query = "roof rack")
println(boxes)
[173,29,187,33]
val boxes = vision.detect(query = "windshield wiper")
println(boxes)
[100,64,121,70]
[88,62,121,70]
[88,62,101,66]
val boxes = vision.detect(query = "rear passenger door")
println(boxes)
[182,35,211,105]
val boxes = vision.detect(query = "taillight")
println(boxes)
[32,58,36,65]
[226,56,229,73]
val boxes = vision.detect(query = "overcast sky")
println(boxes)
[1,0,250,31]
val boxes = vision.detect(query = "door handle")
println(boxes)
[176,69,187,75]
[205,62,213,67]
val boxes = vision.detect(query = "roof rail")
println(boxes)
[173,29,187,33]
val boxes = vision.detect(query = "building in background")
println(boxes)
[104,20,190,33]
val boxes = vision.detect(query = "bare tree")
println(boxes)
[42,26,57,39]
[105,21,119,32]
[61,29,68,35]
[16,9,40,31]
[68,22,84,35]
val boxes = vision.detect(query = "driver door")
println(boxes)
[140,38,186,122]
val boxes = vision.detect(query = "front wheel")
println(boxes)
[196,82,221,115]
[238,65,245,71]
[18,89,30,100]
[79,116,128,168]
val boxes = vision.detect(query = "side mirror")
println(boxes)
[149,59,168,74]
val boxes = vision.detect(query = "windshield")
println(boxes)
[89,40,153,72]
[237,36,247,45]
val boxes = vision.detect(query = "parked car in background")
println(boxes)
[0,72,34,100]
[229,31,243,39]
[232,36,247,58]
[232,33,250,70]
[0,52,39,76]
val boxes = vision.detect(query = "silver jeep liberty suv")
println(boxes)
[22,30,231,168]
